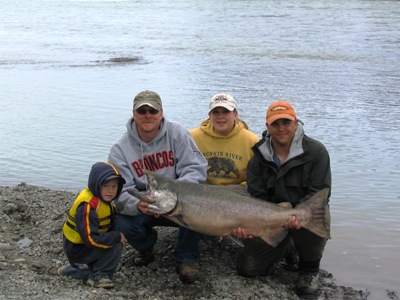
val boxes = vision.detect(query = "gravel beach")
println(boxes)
[0,183,372,300]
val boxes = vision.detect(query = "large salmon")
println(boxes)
[129,170,330,246]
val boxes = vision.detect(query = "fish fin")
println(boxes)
[227,235,244,247]
[297,188,331,239]
[278,202,292,209]
[260,228,288,247]
[233,189,251,197]
[171,214,190,228]
[223,184,250,196]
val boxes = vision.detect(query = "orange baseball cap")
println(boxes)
[266,100,297,125]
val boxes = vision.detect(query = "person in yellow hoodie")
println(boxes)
[58,161,127,289]
[189,93,259,187]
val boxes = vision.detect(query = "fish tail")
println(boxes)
[297,188,331,239]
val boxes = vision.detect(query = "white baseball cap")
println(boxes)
[208,93,237,113]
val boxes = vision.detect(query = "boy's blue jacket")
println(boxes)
[63,162,125,249]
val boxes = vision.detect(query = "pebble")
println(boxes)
[0,242,13,250]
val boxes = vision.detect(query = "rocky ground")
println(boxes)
[0,183,373,300]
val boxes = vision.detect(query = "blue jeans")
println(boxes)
[114,214,201,263]
[63,237,123,280]
[61,263,91,280]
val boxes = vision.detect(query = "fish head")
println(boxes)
[128,169,178,215]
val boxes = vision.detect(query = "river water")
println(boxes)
[1,1,399,298]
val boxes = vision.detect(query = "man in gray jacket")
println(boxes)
[234,100,331,298]
[108,90,208,283]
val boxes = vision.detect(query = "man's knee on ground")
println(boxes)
[236,254,272,277]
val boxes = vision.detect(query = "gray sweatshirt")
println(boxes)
[108,116,208,216]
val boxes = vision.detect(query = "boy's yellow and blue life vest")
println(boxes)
[63,189,114,244]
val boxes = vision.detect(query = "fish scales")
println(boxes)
[129,170,330,247]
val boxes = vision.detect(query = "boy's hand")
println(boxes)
[120,233,128,245]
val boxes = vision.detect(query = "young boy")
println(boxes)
[58,161,127,288]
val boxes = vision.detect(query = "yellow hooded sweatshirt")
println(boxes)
[189,119,259,185]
